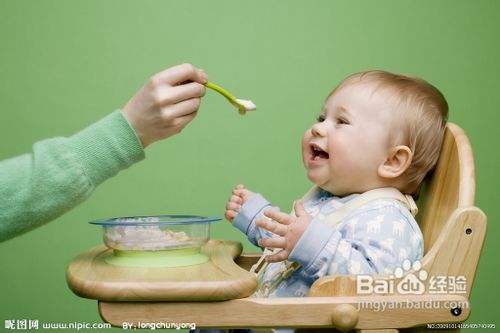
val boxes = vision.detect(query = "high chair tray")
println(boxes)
[66,239,257,301]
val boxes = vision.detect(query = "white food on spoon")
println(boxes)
[235,98,257,111]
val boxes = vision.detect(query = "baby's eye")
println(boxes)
[317,114,326,122]
[336,117,350,125]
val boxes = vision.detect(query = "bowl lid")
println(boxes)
[89,215,221,226]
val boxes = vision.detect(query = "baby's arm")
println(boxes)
[288,204,424,283]
[225,185,279,247]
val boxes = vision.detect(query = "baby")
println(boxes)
[225,70,448,298]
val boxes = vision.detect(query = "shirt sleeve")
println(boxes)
[288,204,424,283]
[0,110,145,242]
[232,193,280,247]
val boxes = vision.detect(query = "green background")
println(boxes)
[0,0,498,331]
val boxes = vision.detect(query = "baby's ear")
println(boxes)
[377,145,413,179]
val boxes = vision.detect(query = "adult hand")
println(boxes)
[122,63,208,148]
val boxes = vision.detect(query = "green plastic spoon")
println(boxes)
[205,81,256,115]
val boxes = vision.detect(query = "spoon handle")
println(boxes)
[205,81,238,103]
[205,81,247,115]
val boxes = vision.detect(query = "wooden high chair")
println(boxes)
[92,123,487,332]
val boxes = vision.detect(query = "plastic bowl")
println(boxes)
[89,215,221,251]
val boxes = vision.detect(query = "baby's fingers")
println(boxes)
[232,188,246,197]
[255,217,287,236]
[225,210,237,222]
[258,236,286,249]
[230,194,243,205]
[232,186,254,202]
[226,201,241,211]
[263,209,291,225]
[294,200,307,217]
[233,184,245,194]
[265,249,289,263]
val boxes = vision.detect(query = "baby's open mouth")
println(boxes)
[310,143,329,160]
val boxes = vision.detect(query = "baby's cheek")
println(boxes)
[302,130,312,146]
[329,134,355,160]
[330,136,370,173]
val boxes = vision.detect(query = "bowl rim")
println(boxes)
[88,214,222,226]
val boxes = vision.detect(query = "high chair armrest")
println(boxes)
[98,294,470,331]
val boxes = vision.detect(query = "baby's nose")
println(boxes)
[311,123,326,137]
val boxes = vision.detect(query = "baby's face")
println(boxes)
[301,82,396,195]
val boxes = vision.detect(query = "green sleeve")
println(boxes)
[0,110,145,242]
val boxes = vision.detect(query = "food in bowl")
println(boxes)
[90,215,220,251]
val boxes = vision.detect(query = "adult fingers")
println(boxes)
[153,82,206,106]
[164,110,198,134]
[151,63,207,86]
[255,217,287,236]
[263,209,291,225]
[162,98,201,120]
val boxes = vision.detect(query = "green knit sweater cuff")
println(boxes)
[66,110,145,187]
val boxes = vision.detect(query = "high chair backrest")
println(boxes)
[416,123,476,254]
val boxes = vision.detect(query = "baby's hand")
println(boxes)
[256,201,312,263]
[122,63,208,148]
[225,184,255,222]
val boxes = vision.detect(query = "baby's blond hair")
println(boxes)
[331,70,448,194]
